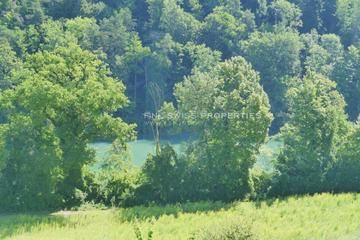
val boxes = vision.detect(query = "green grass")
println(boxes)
[2,193,360,240]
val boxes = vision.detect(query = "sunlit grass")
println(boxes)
[1,193,360,240]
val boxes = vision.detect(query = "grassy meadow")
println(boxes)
[1,193,360,240]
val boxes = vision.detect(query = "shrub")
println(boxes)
[190,217,257,240]
[250,167,273,200]
[83,143,140,207]
[327,123,360,192]
[96,170,139,207]
[135,144,188,204]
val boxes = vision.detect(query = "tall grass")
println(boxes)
[1,193,360,240]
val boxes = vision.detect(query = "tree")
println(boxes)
[64,17,101,50]
[182,42,222,73]
[146,35,221,103]
[139,144,186,203]
[267,0,303,30]
[290,0,337,33]
[29,17,100,52]
[98,8,151,131]
[101,0,136,9]
[38,19,77,51]
[138,35,221,136]
[0,41,24,90]
[272,73,349,196]
[321,0,338,33]
[160,0,202,43]
[19,0,45,25]
[336,0,360,45]
[99,8,137,63]
[197,0,218,15]
[328,123,360,192]
[115,34,151,127]
[0,44,135,210]
[165,56,273,201]
[304,33,344,76]
[241,30,303,132]
[332,45,360,120]
[44,0,82,19]
[147,0,202,43]
[144,34,183,115]
[79,0,109,19]
[182,0,203,18]
[0,0,45,27]
[241,0,260,12]
[0,25,27,57]
[0,113,64,211]
[201,6,249,58]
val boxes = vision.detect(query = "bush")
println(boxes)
[326,124,360,192]
[250,167,273,200]
[96,170,139,207]
[190,217,257,240]
[83,144,140,207]
[135,144,188,204]
[83,167,140,208]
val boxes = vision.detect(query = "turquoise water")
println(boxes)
[91,139,183,166]
[256,139,283,172]
[91,138,282,169]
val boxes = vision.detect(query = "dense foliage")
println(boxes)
[271,73,349,195]
[2,0,360,212]
[0,44,135,211]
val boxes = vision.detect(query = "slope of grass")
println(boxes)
[1,193,360,240]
